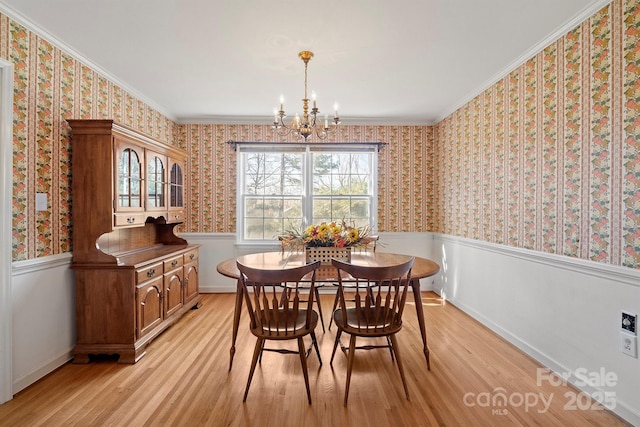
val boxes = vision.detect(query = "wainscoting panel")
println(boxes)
[11,253,74,394]
[431,233,640,425]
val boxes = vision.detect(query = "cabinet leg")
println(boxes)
[118,349,144,364]
[72,353,90,364]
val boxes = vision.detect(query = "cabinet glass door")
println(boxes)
[169,162,184,209]
[116,144,143,210]
[147,153,167,210]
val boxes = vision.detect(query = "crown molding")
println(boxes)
[0,0,608,130]
[0,1,177,123]
[177,115,435,126]
[435,0,613,124]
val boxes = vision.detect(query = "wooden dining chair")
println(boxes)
[330,257,415,405]
[327,236,379,331]
[236,260,322,404]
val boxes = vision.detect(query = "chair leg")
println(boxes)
[258,339,266,363]
[297,337,312,404]
[330,328,342,365]
[310,331,322,365]
[328,290,340,330]
[386,336,395,362]
[314,287,325,332]
[344,334,357,406]
[243,337,264,402]
[389,333,410,401]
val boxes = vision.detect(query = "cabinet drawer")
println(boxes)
[114,213,146,227]
[164,255,183,271]
[183,248,199,263]
[136,262,163,283]
[167,210,185,223]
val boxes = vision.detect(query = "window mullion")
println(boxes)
[303,146,313,229]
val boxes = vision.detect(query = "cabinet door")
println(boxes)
[114,138,144,213]
[183,260,199,304]
[146,150,168,214]
[136,277,163,339]
[164,268,184,318]
[168,158,185,222]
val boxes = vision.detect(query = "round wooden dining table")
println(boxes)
[217,251,440,371]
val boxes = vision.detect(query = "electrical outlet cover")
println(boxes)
[621,332,637,358]
[35,193,48,212]
[622,312,637,335]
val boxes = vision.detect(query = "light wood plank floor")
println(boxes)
[0,292,629,426]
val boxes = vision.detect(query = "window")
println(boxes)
[238,144,377,244]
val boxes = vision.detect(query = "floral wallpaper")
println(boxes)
[433,0,640,269]
[1,14,178,261]
[2,0,639,270]
[179,123,434,234]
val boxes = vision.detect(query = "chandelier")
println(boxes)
[272,51,340,141]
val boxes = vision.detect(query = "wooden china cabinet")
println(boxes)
[69,119,200,363]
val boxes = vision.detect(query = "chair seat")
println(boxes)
[251,309,318,339]
[333,308,402,336]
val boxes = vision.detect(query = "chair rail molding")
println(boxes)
[11,253,73,276]
[432,233,640,287]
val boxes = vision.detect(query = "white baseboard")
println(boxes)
[13,351,73,394]
[449,295,640,426]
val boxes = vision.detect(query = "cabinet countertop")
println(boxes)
[72,244,199,270]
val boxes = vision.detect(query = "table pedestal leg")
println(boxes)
[411,278,431,370]
[229,279,244,371]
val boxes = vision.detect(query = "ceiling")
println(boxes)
[0,0,608,125]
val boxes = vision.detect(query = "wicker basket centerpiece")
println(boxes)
[278,220,378,265]
[305,246,352,265]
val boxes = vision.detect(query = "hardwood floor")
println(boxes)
[0,292,628,426]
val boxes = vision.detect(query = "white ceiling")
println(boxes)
[0,0,608,125]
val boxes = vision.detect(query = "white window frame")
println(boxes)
[236,143,378,246]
